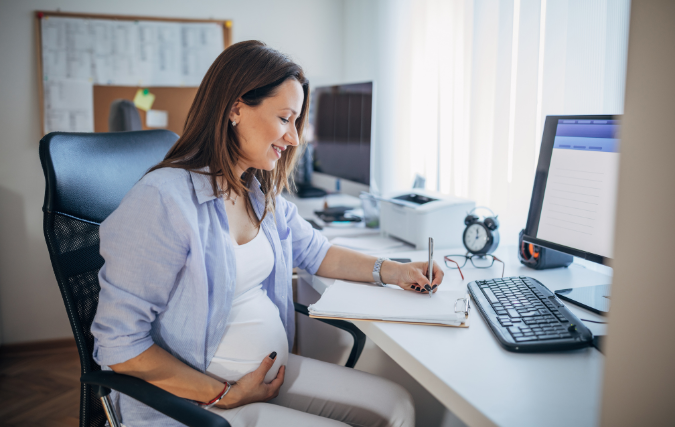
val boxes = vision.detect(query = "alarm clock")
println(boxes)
[463,207,500,254]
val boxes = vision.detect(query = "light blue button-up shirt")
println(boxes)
[91,167,331,426]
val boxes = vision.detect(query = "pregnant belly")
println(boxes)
[206,287,289,384]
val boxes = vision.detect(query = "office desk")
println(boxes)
[298,243,609,427]
[284,192,381,240]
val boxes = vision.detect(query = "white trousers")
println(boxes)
[209,354,415,427]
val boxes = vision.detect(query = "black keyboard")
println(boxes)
[468,277,593,352]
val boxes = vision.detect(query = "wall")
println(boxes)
[600,1,675,425]
[0,0,345,345]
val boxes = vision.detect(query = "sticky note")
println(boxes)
[133,89,155,111]
[146,110,168,128]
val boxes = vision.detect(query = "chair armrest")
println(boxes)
[81,371,230,427]
[294,302,366,368]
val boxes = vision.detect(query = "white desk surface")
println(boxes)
[284,192,381,240]
[298,243,609,427]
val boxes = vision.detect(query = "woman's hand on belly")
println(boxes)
[216,352,285,409]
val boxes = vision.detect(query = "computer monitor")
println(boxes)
[309,82,373,186]
[523,115,620,314]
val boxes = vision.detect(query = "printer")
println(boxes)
[379,189,475,250]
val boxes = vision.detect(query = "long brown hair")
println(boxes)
[149,40,309,225]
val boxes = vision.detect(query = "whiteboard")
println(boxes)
[39,15,225,134]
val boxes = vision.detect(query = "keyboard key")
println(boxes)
[483,288,499,304]
[508,326,520,334]
[539,334,559,340]
[515,336,537,342]
[496,310,508,315]
[507,309,521,318]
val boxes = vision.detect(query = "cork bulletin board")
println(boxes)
[35,11,232,136]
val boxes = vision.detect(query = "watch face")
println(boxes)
[464,223,489,253]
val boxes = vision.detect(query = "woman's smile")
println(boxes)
[272,144,285,159]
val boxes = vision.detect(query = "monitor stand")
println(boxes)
[555,285,611,316]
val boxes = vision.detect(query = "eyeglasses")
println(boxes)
[443,254,505,280]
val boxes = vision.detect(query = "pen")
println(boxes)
[426,237,434,298]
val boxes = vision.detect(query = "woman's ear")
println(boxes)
[229,100,243,123]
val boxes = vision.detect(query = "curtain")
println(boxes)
[373,0,630,234]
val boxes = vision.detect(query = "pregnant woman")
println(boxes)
[91,40,443,427]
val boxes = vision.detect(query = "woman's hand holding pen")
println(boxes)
[215,352,285,409]
[380,260,444,294]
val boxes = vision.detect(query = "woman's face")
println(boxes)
[230,79,304,173]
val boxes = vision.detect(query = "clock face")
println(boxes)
[464,223,489,253]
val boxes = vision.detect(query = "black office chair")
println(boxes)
[39,130,366,427]
[108,99,142,132]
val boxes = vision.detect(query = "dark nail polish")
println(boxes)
[424,284,432,292]
[432,284,437,289]
[269,351,277,359]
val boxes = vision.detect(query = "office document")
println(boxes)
[40,16,224,133]
[146,110,168,128]
[309,281,469,326]
[43,79,94,133]
[537,120,620,258]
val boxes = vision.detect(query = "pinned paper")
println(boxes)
[146,110,168,128]
[133,88,155,111]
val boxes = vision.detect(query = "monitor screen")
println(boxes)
[308,82,372,186]
[524,116,621,264]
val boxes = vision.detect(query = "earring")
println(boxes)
[231,120,237,127]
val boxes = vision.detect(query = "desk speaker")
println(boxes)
[518,229,573,270]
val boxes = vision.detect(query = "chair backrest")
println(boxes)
[39,130,178,427]
[108,99,143,132]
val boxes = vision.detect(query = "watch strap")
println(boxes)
[372,257,389,286]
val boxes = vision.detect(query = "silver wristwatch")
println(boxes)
[372,257,389,286]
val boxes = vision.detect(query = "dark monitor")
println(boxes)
[523,115,621,265]
[309,82,372,186]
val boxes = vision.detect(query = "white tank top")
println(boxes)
[206,229,289,384]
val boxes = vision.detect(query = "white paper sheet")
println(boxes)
[42,17,225,87]
[43,79,94,133]
[146,110,168,128]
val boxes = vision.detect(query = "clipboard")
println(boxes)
[308,281,472,328]
[309,314,470,328]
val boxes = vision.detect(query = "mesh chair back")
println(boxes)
[39,130,178,427]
